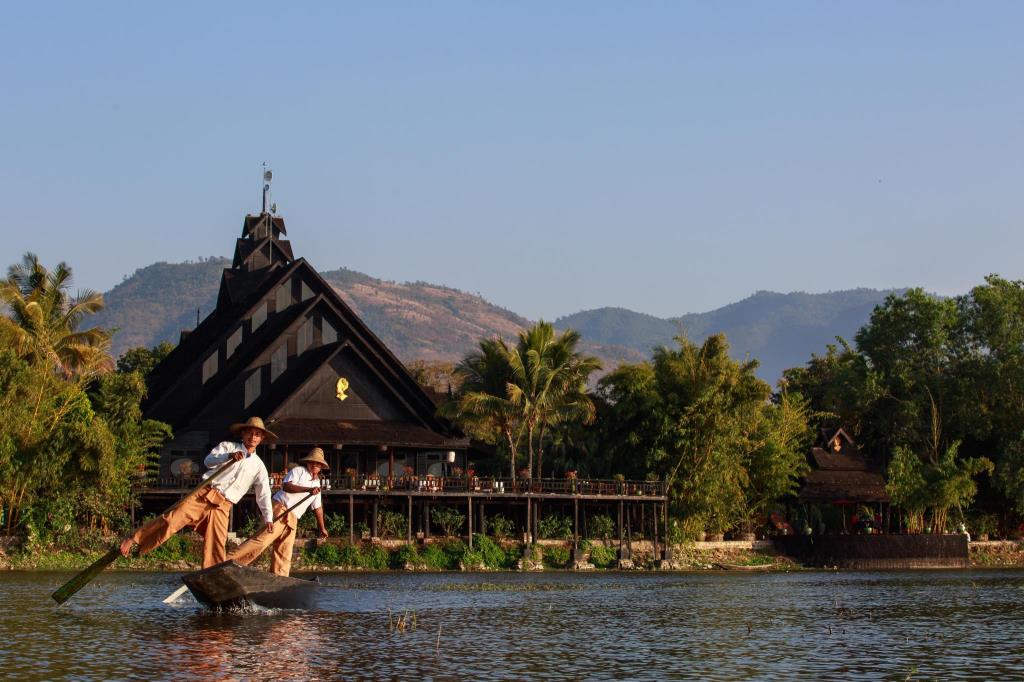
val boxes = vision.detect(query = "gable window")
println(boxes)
[202,352,218,383]
[226,327,243,359]
[271,344,287,382]
[275,279,291,312]
[301,281,314,302]
[297,319,313,355]
[323,319,337,345]
[244,369,261,408]
[251,301,267,331]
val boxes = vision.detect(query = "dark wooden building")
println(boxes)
[144,209,468,482]
[797,427,890,533]
[138,197,668,556]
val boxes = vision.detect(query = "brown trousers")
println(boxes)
[229,502,297,577]
[132,486,233,568]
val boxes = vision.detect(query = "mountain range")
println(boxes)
[91,257,900,386]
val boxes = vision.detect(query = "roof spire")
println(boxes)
[262,163,273,215]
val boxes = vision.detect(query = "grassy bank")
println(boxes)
[0,533,792,572]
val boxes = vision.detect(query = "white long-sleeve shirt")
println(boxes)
[273,465,323,520]
[204,441,274,523]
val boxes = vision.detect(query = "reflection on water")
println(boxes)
[3,569,1023,680]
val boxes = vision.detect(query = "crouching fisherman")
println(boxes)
[119,417,276,567]
[230,447,330,576]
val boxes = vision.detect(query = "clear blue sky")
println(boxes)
[3,2,1022,320]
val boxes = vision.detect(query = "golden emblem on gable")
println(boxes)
[335,377,350,401]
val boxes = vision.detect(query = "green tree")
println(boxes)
[116,341,174,377]
[0,252,112,377]
[440,337,523,479]
[505,322,600,478]
[599,334,792,535]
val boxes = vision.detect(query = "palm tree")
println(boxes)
[0,252,112,377]
[439,337,523,480]
[506,322,601,479]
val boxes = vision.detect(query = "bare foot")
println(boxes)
[119,537,136,558]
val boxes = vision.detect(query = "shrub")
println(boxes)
[539,513,572,540]
[667,519,686,546]
[474,534,516,569]
[587,514,614,542]
[421,542,452,570]
[362,545,390,570]
[354,521,370,538]
[486,514,516,539]
[146,532,199,563]
[304,542,342,565]
[431,506,466,537]
[298,511,319,536]
[337,544,364,568]
[392,543,420,568]
[542,545,570,568]
[589,544,616,568]
[377,509,406,539]
[237,514,262,539]
[325,512,347,536]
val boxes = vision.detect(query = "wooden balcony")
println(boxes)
[138,475,667,500]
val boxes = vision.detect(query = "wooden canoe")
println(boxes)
[181,560,321,610]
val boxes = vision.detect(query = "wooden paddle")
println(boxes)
[51,456,242,605]
[163,488,320,604]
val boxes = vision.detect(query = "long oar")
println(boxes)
[52,457,241,605]
[163,488,318,604]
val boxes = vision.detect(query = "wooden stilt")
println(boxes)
[573,497,579,549]
[371,498,379,539]
[468,496,473,549]
[407,495,412,542]
[349,494,355,544]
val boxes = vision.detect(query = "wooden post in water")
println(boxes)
[479,502,486,540]
[573,497,579,549]
[653,503,659,558]
[618,500,624,549]
[407,495,413,542]
[371,498,379,539]
[425,501,431,539]
[525,497,532,544]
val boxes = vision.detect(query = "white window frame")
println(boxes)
[297,319,313,356]
[244,369,261,408]
[226,327,243,359]
[271,344,287,382]
[251,301,267,331]
[202,352,218,384]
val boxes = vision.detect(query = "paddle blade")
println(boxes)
[162,584,190,604]
[51,546,122,605]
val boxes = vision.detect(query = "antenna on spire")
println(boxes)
[262,163,273,215]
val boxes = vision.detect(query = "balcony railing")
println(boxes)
[139,475,667,497]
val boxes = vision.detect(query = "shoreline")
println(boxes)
[6,535,1022,573]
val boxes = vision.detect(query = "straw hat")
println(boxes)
[229,416,278,443]
[299,447,330,469]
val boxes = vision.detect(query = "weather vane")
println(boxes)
[262,163,274,214]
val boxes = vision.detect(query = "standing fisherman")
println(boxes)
[230,447,330,576]
[119,417,275,567]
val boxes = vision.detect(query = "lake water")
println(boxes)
[2,569,1021,680]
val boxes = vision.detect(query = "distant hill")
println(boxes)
[93,258,899,385]
[92,258,644,371]
[555,288,903,384]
